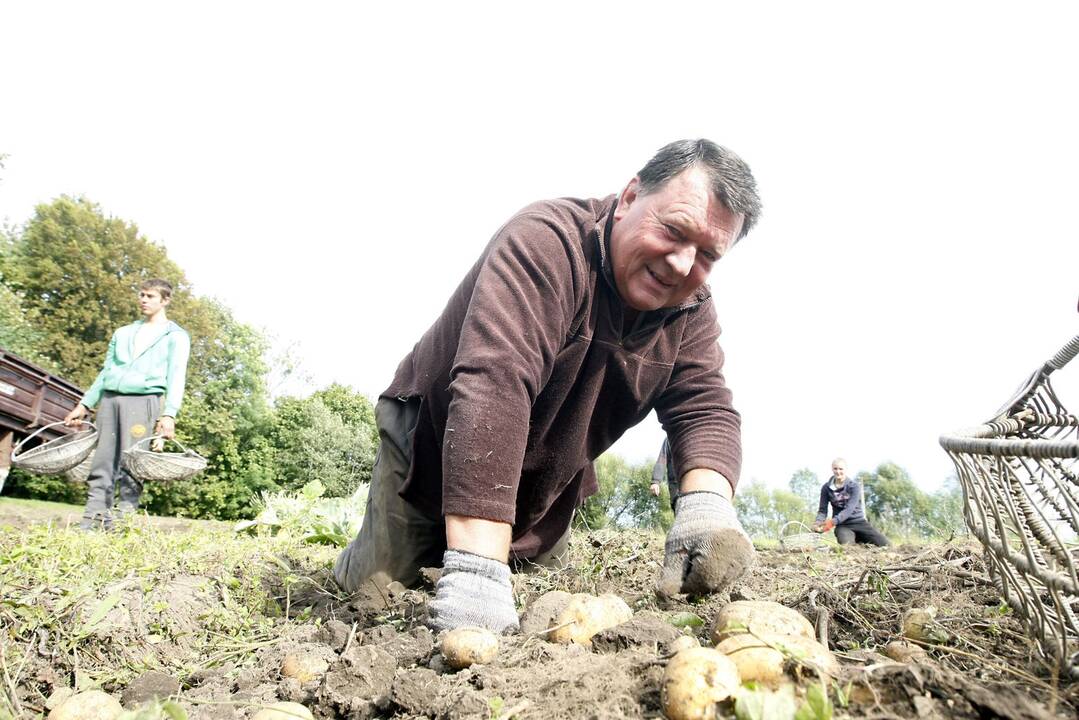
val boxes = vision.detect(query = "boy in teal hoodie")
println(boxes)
[64,278,191,529]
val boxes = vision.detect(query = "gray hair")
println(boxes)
[636,139,761,239]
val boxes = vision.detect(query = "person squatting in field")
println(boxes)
[64,278,191,530]
[812,458,890,546]
[334,139,762,633]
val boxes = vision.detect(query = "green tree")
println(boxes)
[788,467,820,509]
[269,384,378,498]
[859,462,934,538]
[734,480,815,538]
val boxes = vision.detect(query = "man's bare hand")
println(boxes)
[649,482,662,497]
[154,415,176,440]
[63,405,88,427]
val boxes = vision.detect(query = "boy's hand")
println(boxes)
[63,405,88,427]
[154,416,176,440]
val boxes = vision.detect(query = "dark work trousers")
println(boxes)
[82,392,161,528]
[333,397,570,593]
[835,520,890,546]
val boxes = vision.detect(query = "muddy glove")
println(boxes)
[657,491,755,598]
[428,549,520,634]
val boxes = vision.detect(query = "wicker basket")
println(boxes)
[940,334,1079,678]
[122,436,207,483]
[11,421,99,475]
[66,454,94,483]
[779,521,828,551]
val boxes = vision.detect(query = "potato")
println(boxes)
[667,635,701,655]
[251,701,315,720]
[280,651,330,683]
[901,606,947,644]
[48,690,123,720]
[441,626,500,669]
[663,647,740,720]
[883,640,929,663]
[710,601,814,644]
[547,593,633,646]
[716,632,839,684]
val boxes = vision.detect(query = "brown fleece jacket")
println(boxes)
[384,194,741,557]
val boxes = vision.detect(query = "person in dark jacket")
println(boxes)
[334,139,763,634]
[813,458,889,546]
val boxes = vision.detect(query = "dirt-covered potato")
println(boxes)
[901,606,946,643]
[251,701,315,720]
[716,632,839,684]
[667,635,701,655]
[883,640,929,663]
[547,593,633,646]
[441,626,500,669]
[280,651,330,683]
[663,647,740,720]
[48,690,123,720]
[709,600,814,644]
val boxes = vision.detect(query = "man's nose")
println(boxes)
[666,245,695,277]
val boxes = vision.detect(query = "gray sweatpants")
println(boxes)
[82,392,161,526]
[334,398,570,594]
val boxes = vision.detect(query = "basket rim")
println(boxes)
[11,421,98,462]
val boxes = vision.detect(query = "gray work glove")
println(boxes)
[427,549,520,634]
[657,491,755,598]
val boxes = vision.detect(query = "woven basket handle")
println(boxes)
[779,520,813,538]
[131,435,192,454]
[11,420,98,459]
[1047,334,1079,371]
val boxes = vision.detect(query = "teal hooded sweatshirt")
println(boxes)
[80,320,191,417]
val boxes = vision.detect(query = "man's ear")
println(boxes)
[613,177,641,221]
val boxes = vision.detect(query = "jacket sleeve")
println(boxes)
[815,483,830,523]
[162,330,191,417]
[80,331,117,410]
[440,214,585,524]
[652,439,670,485]
[834,482,863,525]
[654,300,741,493]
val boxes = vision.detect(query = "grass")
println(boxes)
[0,496,83,513]
[0,518,341,718]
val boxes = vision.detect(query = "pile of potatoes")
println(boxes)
[663,600,838,720]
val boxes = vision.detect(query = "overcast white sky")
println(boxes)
[2,2,1077,493]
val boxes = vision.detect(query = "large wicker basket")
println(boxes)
[940,334,1079,678]
[66,454,94,483]
[10,421,99,475]
[778,521,828,551]
[122,436,207,483]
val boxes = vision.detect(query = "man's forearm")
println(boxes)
[445,514,512,563]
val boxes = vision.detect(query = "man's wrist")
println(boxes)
[679,468,733,500]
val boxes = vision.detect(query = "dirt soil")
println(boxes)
[8,516,1078,719]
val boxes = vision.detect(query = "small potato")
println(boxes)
[48,690,123,720]
[280,652,330,683]
[716,632,839,684]
[710,601,814,644]
[663,647,740,720]
[441,626,500,669]
[901,607,947,644]
[883,640,929,664]
[548,593,633,646]
[251,701,315,720]
[667,635,701,655]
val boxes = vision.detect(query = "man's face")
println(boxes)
[609,166,744,312]
[138,288,168,317]
[832,462,847,484]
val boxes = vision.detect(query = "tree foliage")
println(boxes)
[576,453,674,531]
[735,480,815,538]
[270,384,378,498]
[788,467,820,508]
